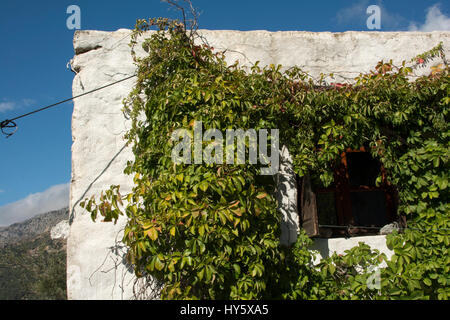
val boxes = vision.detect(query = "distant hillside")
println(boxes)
[0,208,68,248]
[0,207,68,300]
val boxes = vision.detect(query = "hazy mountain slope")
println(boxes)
[0,208,68,248]
[0,207,68,300]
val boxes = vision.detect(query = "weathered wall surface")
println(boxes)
[69,29,450,299]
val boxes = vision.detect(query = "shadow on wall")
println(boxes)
[276,146,299,246]
[69,142,163,299]
[69,143,128,225]
[308,239,330,264]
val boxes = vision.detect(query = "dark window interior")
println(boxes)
[317,192,338,225]
[347,152,380,187]
[299,148,399,238]
[351,191,388,226]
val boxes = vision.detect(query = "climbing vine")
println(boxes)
[81,16,449,300]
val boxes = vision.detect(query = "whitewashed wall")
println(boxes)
[69,29,450,299]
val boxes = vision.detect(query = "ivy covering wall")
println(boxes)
[81,18,449,300]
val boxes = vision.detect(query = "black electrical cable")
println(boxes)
[0,74,136,137]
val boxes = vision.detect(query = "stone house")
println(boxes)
[68,29,449,299]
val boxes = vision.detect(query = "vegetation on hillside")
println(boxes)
[0,224,67,300]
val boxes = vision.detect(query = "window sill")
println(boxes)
[308,234,393,265]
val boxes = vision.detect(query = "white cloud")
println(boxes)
[409,4,450,31]
[0,99,35,113]
[21,99,35,107]
[336,0,370,26]
[0,189,4,193]
[0,102,15,113]
[0,183,69,227]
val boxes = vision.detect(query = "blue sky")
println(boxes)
[0,0,449,226]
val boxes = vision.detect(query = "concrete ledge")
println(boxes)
[309,235,393,265]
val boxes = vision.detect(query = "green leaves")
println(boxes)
[81,17,450,300]
[198,180,209,192]
[232,263,241,275]
[145,227,158,241]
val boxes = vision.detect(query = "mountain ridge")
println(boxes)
[0,207,68,299]
[0,207,69,248]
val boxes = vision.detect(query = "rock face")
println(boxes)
[51,220,70,240]
[0,207,69,248]
[0,208,68,300]
[69,29,450,300]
